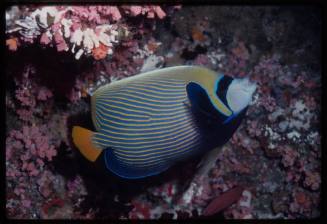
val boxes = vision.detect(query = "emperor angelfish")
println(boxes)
[72,66,256,179]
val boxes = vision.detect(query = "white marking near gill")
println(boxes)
[226,78,257,113]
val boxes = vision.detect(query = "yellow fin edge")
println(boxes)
[72,126,103,162]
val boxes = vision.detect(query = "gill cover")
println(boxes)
[176,67,233,117]
[186,75,256,124]
[186,81,231,124]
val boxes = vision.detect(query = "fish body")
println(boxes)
[72,66,256,179]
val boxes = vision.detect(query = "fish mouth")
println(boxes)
[226,77,257,114]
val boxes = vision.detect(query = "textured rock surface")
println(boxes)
[5,5,321,219]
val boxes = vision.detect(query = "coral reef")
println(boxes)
[5,5,321,220]
[6,5,166,60]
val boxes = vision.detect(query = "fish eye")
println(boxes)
[216,75,233,109]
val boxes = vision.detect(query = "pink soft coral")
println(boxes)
[303,171,321,191]
[37,87,53,101]
[6,124,60,218]
[124,5,166,19]
[279,145,299,168]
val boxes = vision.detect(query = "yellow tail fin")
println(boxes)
[72,126,103,162]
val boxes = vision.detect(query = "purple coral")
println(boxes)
[5,5,320,220]
[280,145,299,168]
[7,125,57,164]
[289,190,312,216]
[303,171,321,191]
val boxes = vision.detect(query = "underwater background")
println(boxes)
[5,5,321,219]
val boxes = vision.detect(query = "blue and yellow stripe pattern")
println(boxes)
[72,66,236,179]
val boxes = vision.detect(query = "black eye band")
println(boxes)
[216,75,233,109]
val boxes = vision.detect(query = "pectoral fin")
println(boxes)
[72,126,103,162]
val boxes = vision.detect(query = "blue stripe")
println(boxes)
[215,74,233,112]
[101,113,194,137]
[99,114,194,135]
[93,125,199,148]
[131,79,186,87]
[114,137,201,160]
[96,106,189,126]
[96,97,181,110]
[100,119,194,139]
[96,104,149,121]
[214,74,224,93]
[101,85,186,98]
[118,146,200,168]
[104,149,170,179]
[114,139,202,166]
[102,80,185,91]
[97,100,185,114]
[96,99,152,114]
[97,124,197,145]
[96,100,150,116]
[223,111,238,124]
[94,113,102,129]
[110,85,185,95]
[99,90,187,102]
[96,98,189,116]
[121,83,185,93]
[211,75,232,115]
[99,113,193,131]
[106,93,184,106]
